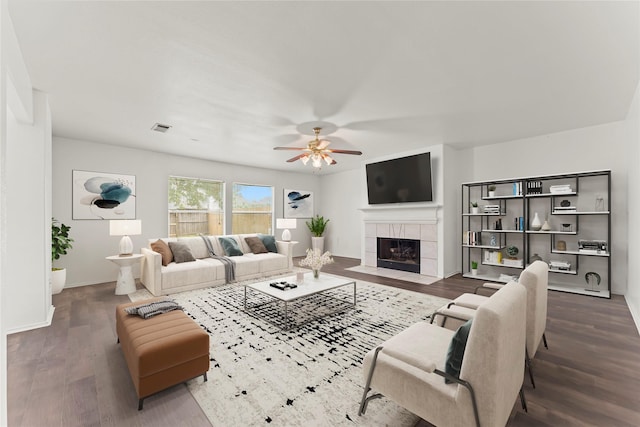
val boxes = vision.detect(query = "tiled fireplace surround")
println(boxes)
[363,214,438,277]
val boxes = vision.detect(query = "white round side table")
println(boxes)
[106,254,144,295]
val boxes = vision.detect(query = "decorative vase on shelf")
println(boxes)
[531,212,542,231]
[541,219,551,231]
[313,269,320,279]
[530,253,543,263]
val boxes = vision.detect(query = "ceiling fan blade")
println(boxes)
[327,149,363,155]
[274,146,306,151]
[286,153,308,163]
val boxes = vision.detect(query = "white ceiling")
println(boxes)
[8,1,639,175]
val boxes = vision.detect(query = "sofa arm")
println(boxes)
[276,240,295,270]
[140,247,162,296]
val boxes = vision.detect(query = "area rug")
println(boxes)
[130,275,449,426]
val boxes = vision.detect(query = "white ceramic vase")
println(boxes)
[311,236,325,253]
[51,268,66,294]
[531,212,542,231]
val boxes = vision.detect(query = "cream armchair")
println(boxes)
[359,282,527,427]
[437,260,549,388]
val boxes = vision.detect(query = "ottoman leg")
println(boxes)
[204,373,208,382]
[138,398,144,411]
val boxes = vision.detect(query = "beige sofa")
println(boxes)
[140,234,294,296]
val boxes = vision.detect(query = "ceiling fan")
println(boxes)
[273,127,362,167]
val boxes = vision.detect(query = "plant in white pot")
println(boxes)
[306,214,329,253]
[471,260,478,276]
[51,218,74,294]
[488,185,496,197]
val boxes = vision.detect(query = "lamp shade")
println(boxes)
[276,218,296,230]
[276,218,296,241]
[109,219,142,236]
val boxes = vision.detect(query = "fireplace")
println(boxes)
[377,237,420,273]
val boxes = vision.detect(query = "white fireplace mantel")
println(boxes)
[359,204,442,223]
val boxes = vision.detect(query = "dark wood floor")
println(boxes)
[8,256,640,426]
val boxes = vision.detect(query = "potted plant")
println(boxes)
[470,202,479,215]
[306,214,329,252]
[51,218,74,294]
[488,185,496,197]
[471,260,478,276]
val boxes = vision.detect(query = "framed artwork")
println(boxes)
[284,189,313,218]
[72,170,136,219]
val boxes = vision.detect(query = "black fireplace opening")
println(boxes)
[377,237,420,273]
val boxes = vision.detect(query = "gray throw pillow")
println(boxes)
[218,237,244,256]
[168,241,196,263]
[258,234,278,253]
[444,319,473,383]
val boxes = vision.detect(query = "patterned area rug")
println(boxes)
[130,275,449,426]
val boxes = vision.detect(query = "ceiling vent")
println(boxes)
[151,123,172,133]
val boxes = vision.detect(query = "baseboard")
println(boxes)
[7,305,55,335]
[624,295,640,335]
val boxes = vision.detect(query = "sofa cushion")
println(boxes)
[230,255,261,276]
[253,252,288,273]
[219,237,243,256]
[258,234,278,253]
[178,236,210,259]
[150,239,173,266]
[444,319,473,383]
[168,242,196,263]
[161,259,218,289]
[244,236,268,254]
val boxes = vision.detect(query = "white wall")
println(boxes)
[5,91,52,331]
[625,84,640,329]
[472,122,629,295]
[443,145,473,277]
[1,1,53,423]
[319,168,363,258]
[52,137,320,287]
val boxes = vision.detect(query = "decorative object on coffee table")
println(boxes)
[299,248,334,278]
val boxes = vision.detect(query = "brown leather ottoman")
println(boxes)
[116,297,210,409]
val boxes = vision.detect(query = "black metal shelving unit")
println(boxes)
[461,170,611,298]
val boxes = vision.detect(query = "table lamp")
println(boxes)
[110,219,142,256]
[276,218,296,241]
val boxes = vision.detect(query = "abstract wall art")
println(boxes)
[72,170,136,219]
[284,189,313,218]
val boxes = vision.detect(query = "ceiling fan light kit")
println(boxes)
[274,127,362,168]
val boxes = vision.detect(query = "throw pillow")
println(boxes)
[444,319,473,383]
[258,234,278,253]
[245,236,268,254]
[168,241,196,263]
[150,239,173,266]
[218,237,244,256]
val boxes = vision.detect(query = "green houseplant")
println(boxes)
[306,215,329,253]
[306,215,329,237]
[51,218,74,294]
[471,260,478,275]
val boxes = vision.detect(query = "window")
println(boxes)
[232,183,274,234]
[168,176,224,237]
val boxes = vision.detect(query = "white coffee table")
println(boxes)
[243,273,357,330]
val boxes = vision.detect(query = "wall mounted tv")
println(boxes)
[366,152,433,204]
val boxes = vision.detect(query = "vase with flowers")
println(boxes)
[299,248,334,278]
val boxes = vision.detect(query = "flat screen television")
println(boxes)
[366,152,433,204]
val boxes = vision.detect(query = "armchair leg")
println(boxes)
[543,332,549,349]
[525,348,536,389]
[519,387,528,413]
[359,346,384,416]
